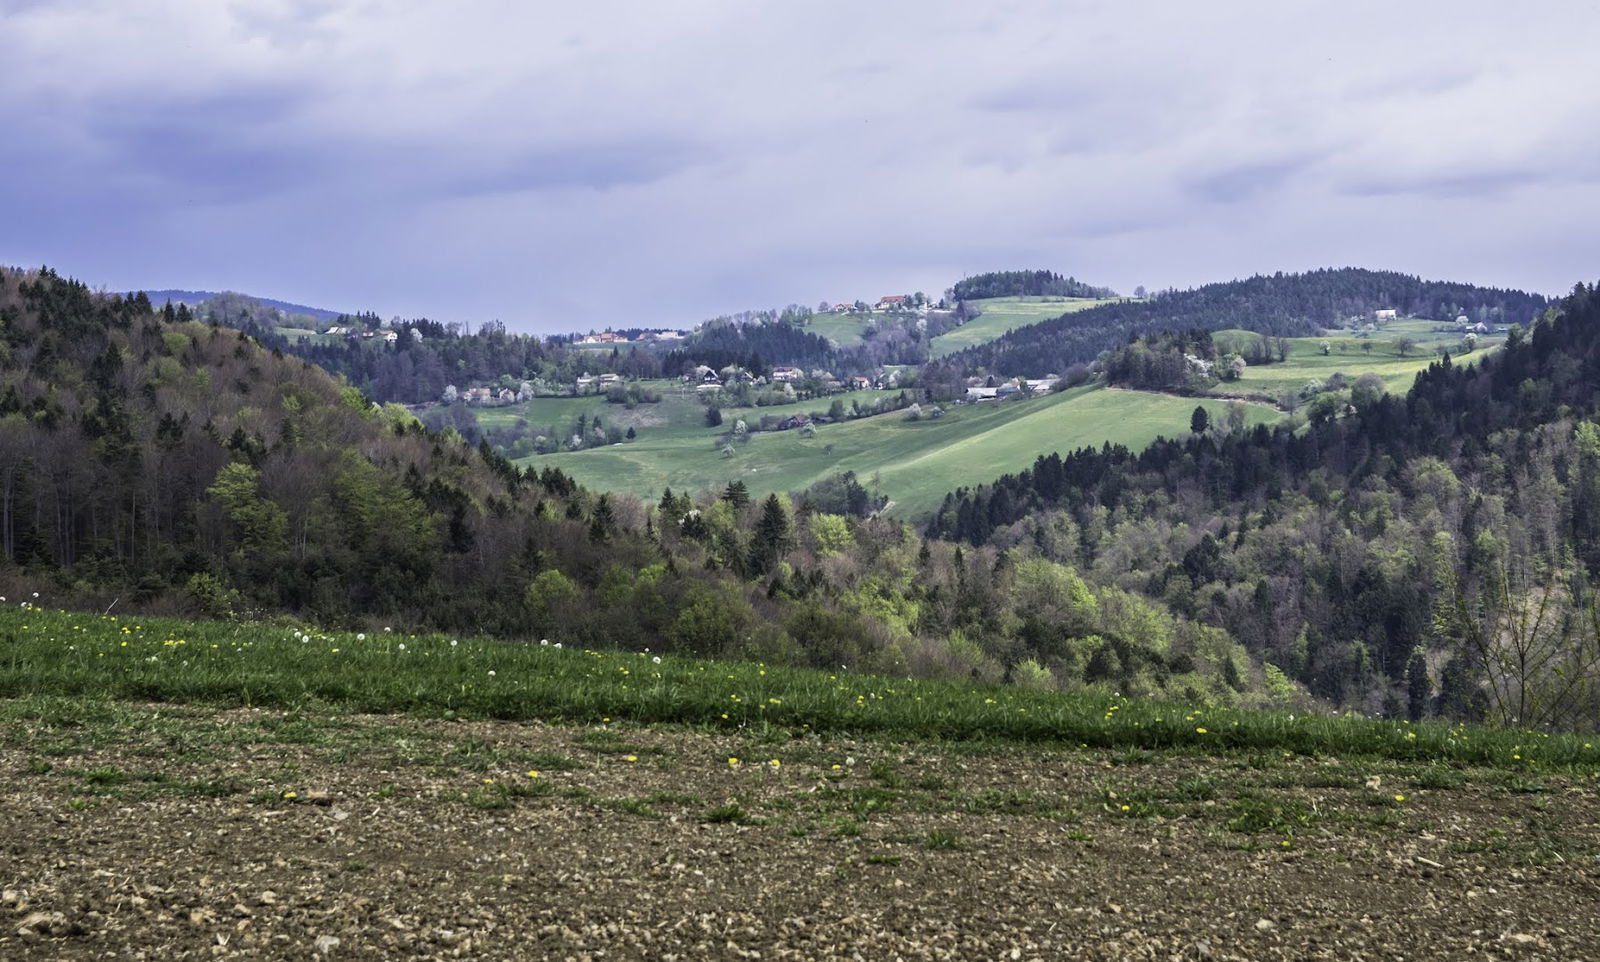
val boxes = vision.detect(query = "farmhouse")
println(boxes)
[831,303,853,313]
[876,295,908,311]
[1374,309,1398,321]
[770,366,803,383]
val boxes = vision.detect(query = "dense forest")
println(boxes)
[929,281,1600,729]
[933,268,1550,378]
[952,270,1117,301]
[0,267,1267,706]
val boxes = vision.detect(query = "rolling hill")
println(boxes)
[516,383,1280,519]
[933,267,1550,377]
[141,289,347,321]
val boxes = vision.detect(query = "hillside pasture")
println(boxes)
[805,310,875,347]
[518,385,1279,519]
[1209,328,1498,398]
[930,296,1123,359]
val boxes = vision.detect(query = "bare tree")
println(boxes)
[1433,541,1600,730]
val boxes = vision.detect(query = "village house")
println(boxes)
[831,303,853,313]
[770,366,803,383]
[1374,309,1398,321]
[876,295,908,311]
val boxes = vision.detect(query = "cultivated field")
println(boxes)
[517,386,1280,519]
[930,296,1123,358]
[2,606,1597,960]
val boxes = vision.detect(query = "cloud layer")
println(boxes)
[2,0,1596,331]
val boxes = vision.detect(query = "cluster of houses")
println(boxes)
[963,374,1060,401]
[688,364,904,397]
[323,325,412,343]
[576,330,686,345]
[575,372,625,392]
[828,295,927,313]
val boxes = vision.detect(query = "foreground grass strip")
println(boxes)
[1,605,1597,771]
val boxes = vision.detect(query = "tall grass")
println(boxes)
[2,603,1595,770]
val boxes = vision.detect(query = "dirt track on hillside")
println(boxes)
[2,704,1597,960]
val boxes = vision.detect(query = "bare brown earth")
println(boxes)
[2,703,1598,961]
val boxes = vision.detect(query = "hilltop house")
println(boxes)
[876,295,907,311]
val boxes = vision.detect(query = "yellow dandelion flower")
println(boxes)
[728,757,740,767]
[1393,794,1406,802]
[624,755,638,763]
[1196,727,1208,734]
[282,791,298,800]
[527,771,540,779]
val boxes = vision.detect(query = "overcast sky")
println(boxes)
[2,1,1597,333]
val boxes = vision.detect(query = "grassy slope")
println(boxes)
[806,311,874,346]
[1210,324,1501,397]
[518,385,1279,518]
[485,384,904,442]
[2,604,1593,769]
[930,297,1123,359]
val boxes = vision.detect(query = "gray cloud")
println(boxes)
[1,0,1596,329]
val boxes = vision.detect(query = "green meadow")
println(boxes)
[515,385,1279,519]
[930,297,1124,358]
[1210,324,1500,397]
[806,311,875,347]
[1,604,1592,769]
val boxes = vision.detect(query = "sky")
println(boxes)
[2,0,1597,334]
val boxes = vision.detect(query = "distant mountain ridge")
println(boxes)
[141,289,346,322]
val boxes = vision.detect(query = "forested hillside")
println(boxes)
[0,267,1266,704]
[930,281,1600,729]
[952,269,1117,300]
[934,268,1549,378]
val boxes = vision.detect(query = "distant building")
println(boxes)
[1374,309,1398,321]
[770,366,803,383]
[876,295,908,310]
